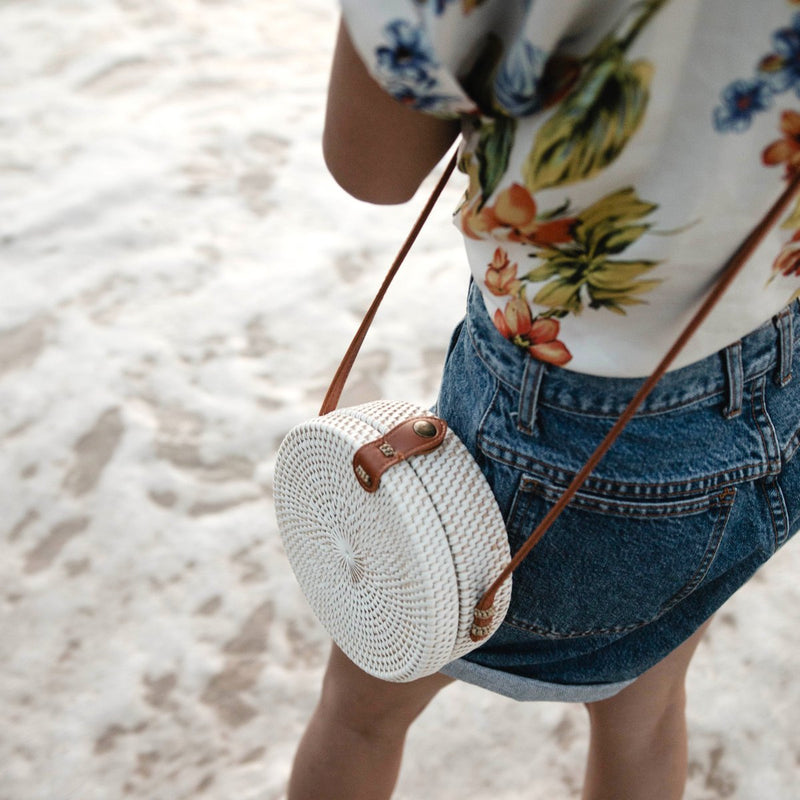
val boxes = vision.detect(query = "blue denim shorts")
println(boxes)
[436,284,800,702]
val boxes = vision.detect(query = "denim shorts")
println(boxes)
[436,284,800,702]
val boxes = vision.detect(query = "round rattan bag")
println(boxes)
[274,399,512,682]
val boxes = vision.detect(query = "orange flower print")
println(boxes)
[773,230,800,277]
[762,110,800,176]
[493,297,572,366]
[462,183,576,247]
[484,247,522,296]
[460,193,500,238]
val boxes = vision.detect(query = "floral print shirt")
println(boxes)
[341,0,800,376]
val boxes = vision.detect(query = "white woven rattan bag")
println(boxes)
[272,154,513,682]
[274,399,511,682]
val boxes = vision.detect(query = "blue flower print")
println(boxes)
[376,20,436,85]
[374,19,463,113]
[713,78,773,133]
[494,39,548,116]
[759,12,800,95]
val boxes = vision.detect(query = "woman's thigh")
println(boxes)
[318,645,454,732]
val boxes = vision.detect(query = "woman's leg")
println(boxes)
[582,619,712,800]
[287,643,454,800]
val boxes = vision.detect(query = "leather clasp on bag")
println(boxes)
[353,416,447,492]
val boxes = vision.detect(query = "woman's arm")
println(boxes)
[323,20,460,205]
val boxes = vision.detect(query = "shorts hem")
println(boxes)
[440,657,635,703]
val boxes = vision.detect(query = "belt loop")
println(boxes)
[517,356,545,435]
[722,341,743,419]
[776,310,793,387]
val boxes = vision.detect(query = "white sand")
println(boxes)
[0,2,797,798]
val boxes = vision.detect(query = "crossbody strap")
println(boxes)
[316,144,800,641]
[470,167,800,639]
[319,150,459,416]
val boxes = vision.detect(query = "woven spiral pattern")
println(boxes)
[274,400,512,682]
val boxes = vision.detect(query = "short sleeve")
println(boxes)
[339,0,478,118]
[339,0,597,120]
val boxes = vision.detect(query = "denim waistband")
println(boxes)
[465,283,799,418]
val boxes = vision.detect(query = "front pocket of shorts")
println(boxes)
[503,477,737,638]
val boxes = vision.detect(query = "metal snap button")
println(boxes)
[412,419,437,438]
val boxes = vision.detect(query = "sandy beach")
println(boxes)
[1,2,798,798]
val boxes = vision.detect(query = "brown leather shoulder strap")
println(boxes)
[470,168,800,640]
[319,150,459,416]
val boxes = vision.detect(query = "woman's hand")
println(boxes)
[323,20,460,205]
